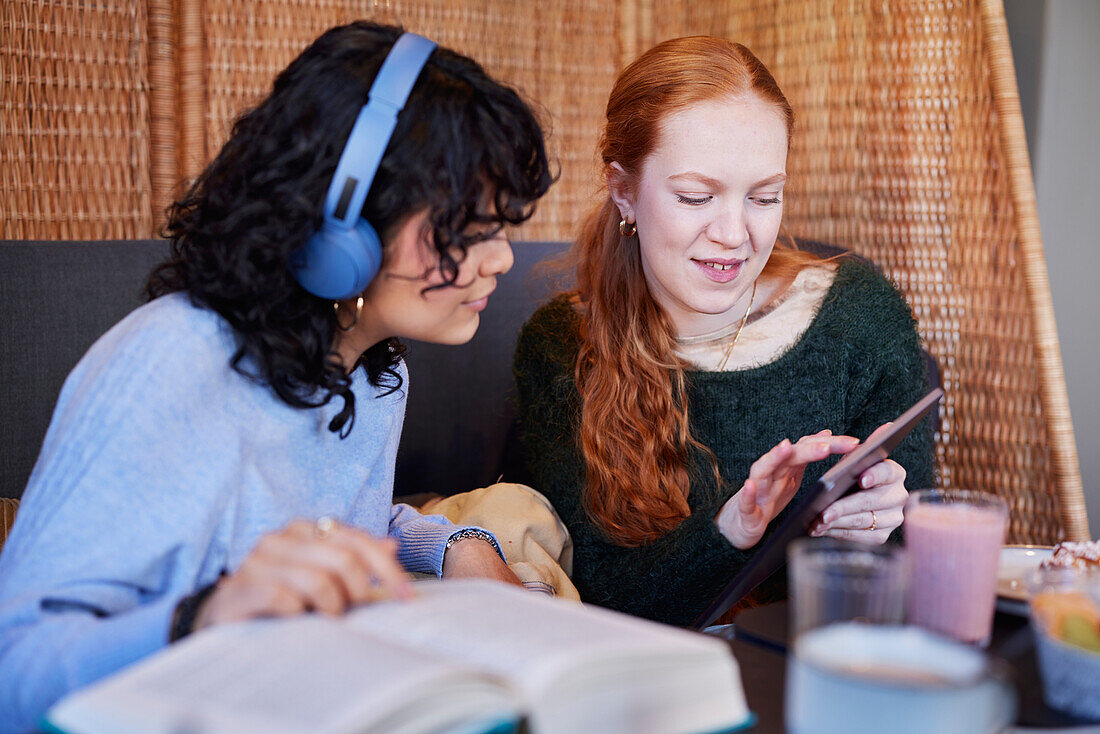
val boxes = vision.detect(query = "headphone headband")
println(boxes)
[324,33,438,230]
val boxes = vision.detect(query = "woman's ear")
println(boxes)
[607,163,636,223]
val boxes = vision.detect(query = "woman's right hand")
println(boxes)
[715,431,860,549]
[192,519,413,632]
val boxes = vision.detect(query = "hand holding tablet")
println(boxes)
[807,420,912,542]
[695,387,944,629]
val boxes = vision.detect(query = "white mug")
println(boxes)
[786,622,1016,734]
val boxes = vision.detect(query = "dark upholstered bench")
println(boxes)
[1,240,173,502]
[0,239,567,508]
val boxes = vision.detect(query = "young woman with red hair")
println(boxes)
[514,36,935,626]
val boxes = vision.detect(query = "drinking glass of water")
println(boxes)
[787,537,908,638]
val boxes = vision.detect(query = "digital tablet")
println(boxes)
[692,387,944,630]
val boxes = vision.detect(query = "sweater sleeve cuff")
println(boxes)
[390,514,452,576]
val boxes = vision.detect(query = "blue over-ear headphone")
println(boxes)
[291,32,437,300]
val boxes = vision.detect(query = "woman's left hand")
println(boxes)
[810,424,908,545]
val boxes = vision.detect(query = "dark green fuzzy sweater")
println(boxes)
[513,259,936,626]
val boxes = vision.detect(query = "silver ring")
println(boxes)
[314,516,337,540]
[868,510,877,531]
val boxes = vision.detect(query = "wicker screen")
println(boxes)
[647,0,1085,543]
[1,1,152,239]
[193,0,618,241]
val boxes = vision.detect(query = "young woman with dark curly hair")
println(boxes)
[513,36,933,626]
[0,21,553,729]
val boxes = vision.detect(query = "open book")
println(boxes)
[45,580,753,734]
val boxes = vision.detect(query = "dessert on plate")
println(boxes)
[1039,539,1100,571]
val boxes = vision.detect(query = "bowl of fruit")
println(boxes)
[1028,543,1100,721]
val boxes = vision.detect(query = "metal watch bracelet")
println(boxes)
[444,527,500,556]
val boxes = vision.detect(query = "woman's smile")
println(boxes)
[693,257,743,283]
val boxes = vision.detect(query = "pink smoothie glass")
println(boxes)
[904,489,1009,645]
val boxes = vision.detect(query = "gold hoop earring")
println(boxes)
[334,296,364,332]
[619,218,636,237]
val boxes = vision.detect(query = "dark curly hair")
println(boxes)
[146,21,554,436]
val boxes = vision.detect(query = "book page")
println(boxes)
[345,580,724,688]
[48,616,517,734]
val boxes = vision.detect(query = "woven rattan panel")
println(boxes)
[195,0,618,241]
[1,1,153,239]
[650,0,1061,543]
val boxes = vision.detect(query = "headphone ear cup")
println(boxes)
[292,220,383,300]
[349,218,384,288]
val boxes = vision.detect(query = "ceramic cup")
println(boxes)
[786,622,1016,734]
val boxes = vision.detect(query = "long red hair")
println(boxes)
[574,37,815,546]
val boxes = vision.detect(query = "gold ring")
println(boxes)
[868,510,877,531]
[314,516,337,540]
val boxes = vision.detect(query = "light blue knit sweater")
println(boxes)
[0,293,488,732]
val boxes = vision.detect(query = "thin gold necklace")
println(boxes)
[716,281,757,371]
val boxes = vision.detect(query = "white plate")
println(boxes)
[997,545,1053,602]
